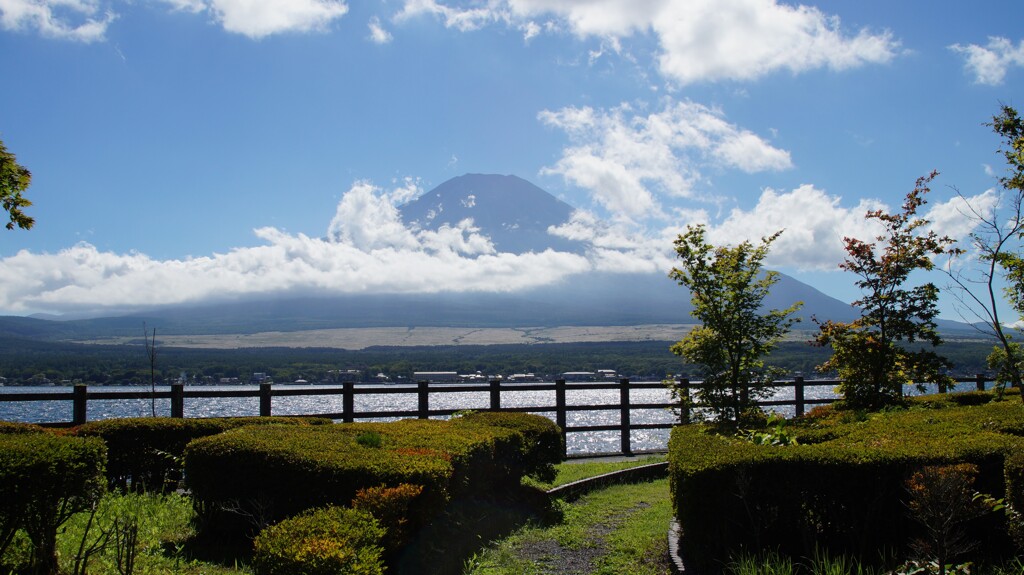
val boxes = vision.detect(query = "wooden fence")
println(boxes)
[0,375,992,455]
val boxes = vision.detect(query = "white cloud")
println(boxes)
[206,0,349,38]
[0,176,1001,316]
[368,15,392,43]
[0,0,350,41]
[539,98,791,221]
[702,185,885,271]
[395,0,503,31]
[925,189,1000,241]
[950,37,1024,86]
[398,0,898,84]
[651,0,897,84]
[0,180,594,315]
[0,0,114,41]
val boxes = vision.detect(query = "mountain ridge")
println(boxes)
[0,173,962,342]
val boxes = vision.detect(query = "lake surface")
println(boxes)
[0,380,983,455]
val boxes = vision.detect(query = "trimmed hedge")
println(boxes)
[253,506,385,575]
[183,419,522,539]
[451,411,564,483]
[0,433,106,573]
[669,395,1024,569]
[71,416,332,491]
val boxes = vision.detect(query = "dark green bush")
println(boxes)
[184,420,517,540]
[252,506,385,575]
[669,398,1024,569]
[0,433,106,574]
[72,416,331,491]
[451,411,564,483]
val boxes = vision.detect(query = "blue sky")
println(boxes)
[0,0,1022,321]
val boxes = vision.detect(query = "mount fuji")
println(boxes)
[4,174,862,339]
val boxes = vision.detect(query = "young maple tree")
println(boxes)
[816,172,955,409]
[668,224,802,425]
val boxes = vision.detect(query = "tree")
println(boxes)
[0,139,34,231]
[144,323,157,417]
[943,105,1024,395]
[816,172,955,409]
[667,225,802,425]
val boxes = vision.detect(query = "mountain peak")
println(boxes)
[400,173,585,254]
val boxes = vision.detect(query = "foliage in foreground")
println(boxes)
[252,506,385,575]
[668,224,801,425]
[815,172,955,410]
[3,490,246,575]
[669,391,1024,571]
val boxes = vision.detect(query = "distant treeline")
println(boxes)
[0,335,998,386]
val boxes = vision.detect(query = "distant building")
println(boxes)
[251,372,272,384]
[561,371,596,382]
[597,369,618,380]
[507,373,540,382]
[413,371,459,383]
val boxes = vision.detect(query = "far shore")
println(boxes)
[74,324,708,350]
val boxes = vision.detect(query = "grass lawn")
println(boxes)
[463,477,674,575]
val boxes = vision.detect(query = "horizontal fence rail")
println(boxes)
[0,375,994,455]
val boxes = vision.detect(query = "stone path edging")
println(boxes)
[544,461,668,502]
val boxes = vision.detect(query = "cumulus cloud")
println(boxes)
[0,180,595,315]
[0,175,999,316]
[205,0,349,38]
[0,0,114,41]
[950,37,1024,86]
[1,0,350,41]
[539,99,792,221]
[700,185,886,271]
[397,0,898,84]
[368,15,392,43]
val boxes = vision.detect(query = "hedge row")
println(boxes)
[669,393,1024,569]
[71,416,332,491]
[0,431,106,573]
[184,414,563,541]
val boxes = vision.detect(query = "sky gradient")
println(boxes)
[1,0,1023,320]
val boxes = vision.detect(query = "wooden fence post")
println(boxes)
[678,377,690,424]
[343,381,354,423]
[417,381,429,419]
[489,379,501,411]
[794,376,805,418]
[976,373,986,392]
[171,383,184,418]
[555,379,567,448]
[259,383,272,417]
[620,378,632,455]
[73,384,87,425]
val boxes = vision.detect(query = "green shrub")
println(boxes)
[72,416,331,491]
[0,433,106,574]
[669,398,1024,569]
[252,506,385,575]
[451,412,564,483]
[184,420,513,540]
[351,483,424,552]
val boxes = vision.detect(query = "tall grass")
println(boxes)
[2,491,247,575]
